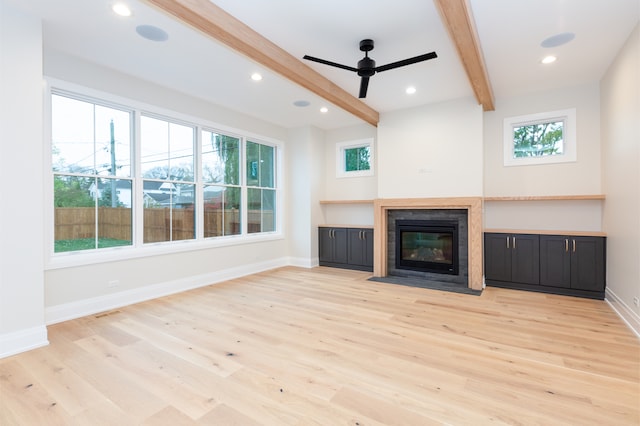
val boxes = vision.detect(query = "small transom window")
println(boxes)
[336,138,374,178]
[504,108,576,166]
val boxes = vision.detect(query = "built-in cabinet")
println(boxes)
[539,235,606,293]
[319,226,373,271]
[484,233,540,285]
[484,232,606,299]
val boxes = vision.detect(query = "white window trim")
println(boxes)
[336,138,374,178]
[45,78,284,270]
[503,108,576,167]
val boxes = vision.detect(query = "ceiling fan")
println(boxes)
[303,39,437,98]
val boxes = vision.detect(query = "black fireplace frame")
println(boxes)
[395,220,459,275]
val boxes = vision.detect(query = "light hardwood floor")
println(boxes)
[1,266,639,425]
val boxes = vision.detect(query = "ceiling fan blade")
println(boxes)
[375,52,438,73]
[358,76,370,98]
[302,55,358,72]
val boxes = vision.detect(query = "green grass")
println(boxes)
[55,238,132,253]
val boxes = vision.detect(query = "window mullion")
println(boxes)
[134,110,144,247]
[195,126,204,240]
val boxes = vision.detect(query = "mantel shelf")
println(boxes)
[319,199,374,205]
[484,195,605,201]
[321,195,605,204]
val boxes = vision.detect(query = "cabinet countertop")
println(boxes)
[484,229,606,237]
[319,224,374,229]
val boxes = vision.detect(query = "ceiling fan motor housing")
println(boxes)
[358,57,376,77]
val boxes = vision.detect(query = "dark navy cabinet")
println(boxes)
[319,227,373,271]
[485,232,606,299]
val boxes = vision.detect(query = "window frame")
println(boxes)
[503,108,576,167]
[45,78,283,270]
[336,138,374,178]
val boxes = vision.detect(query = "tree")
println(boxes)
[513,121,563,157]
[345,146,371,171]
[54,176,94,207]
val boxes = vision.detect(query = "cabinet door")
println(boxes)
[319,228,348,264]
[511,234,540,285]
[332,228,348,264]
[484,233,512,282]
[318,228,334,263]
[540,235,571,288]
[571,237,605,291]
[347,228,365,265]
[347,228,374,267]
[362,229,374,268]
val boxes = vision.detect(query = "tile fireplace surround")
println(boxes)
[373,197,484,291]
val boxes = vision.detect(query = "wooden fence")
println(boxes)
[54,207,271,242]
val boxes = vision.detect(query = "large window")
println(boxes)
[503,109,576,166]
[52,93,133,253]
[246,141,276,233]
[50,86,281,258]
[202,130,241,237]
[141,115,195,243]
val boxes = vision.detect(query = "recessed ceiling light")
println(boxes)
[320,107,329,113]
[112,3,132,17]
[251,73,262,81]
[406,86,417,95]
[541,32,575,48]
[136,25,169,42]
[541,55,557,64]
[293,100,310,107]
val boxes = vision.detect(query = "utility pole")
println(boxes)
[110,119,117,208]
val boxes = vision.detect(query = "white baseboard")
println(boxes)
[45,257,289,325]
[606,287,640,339]
[287,256,318,268]
[0,325,49,359]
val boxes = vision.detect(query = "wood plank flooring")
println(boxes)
[1,266,639,425]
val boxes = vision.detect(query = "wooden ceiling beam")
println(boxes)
[144,0,380,127]
[434,0,495,111]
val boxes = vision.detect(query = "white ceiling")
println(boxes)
[7,0,639,130]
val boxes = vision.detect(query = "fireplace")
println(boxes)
[386,208,468,285]
[396,220,459,275]
[373,197,484,291]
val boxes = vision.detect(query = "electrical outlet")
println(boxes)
[108,280,119,288]
[634,297,639,307]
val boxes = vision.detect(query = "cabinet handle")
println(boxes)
[573,239,576,253]
[513,236,516,249]
[331,229,335,239]
[506,237,510,249]
[361,230,364,240]
[565,239,569,252]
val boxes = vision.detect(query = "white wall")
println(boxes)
[0,1,48,357]
[41,51,292,324]
[482,83,604,232]
[324,124,378,201]
[377,98,484,198]
[484,83,602,197]
[601,24,640,332]
[287,126,325,266]
[45,50,287,141]
[320,123,377,226]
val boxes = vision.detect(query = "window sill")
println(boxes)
[45,232,284,270]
